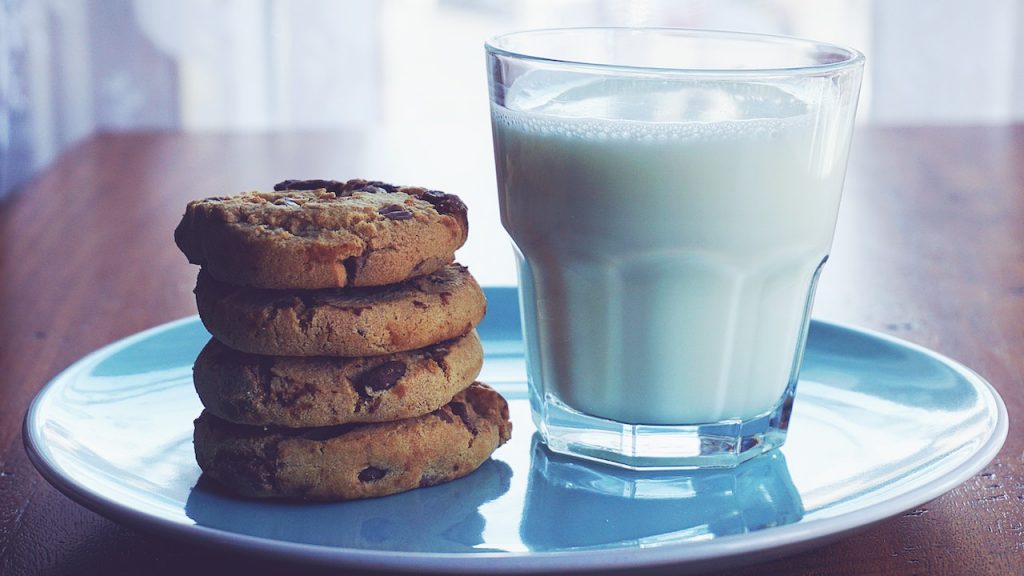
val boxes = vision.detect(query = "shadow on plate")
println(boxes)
[185,458,512,552]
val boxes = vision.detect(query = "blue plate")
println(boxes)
[24,288,1007,574]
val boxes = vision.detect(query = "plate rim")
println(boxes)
[22,315,1009,574]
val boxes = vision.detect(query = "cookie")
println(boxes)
[194,263,486,357]
[193,382,513,500]
[174,179,469,289]
[193,330,484,427]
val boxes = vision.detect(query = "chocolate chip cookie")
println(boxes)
[194,263,486,356]
[193,330,483,427]
[193,382,513,500]
[174,179,469,289]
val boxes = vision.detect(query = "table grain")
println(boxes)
[0,128,1021,575]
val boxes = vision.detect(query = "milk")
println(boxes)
[492,76,850,425]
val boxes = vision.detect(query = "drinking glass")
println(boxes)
[486,28,864,468]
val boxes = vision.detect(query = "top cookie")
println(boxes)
[174,179,469,289]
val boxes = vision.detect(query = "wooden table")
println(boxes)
[1,128,1021,575]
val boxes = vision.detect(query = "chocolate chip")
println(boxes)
[272,179,465,226]
[366,180,399,193]
[425,343,449,366]
[359,466,388,482]
[340,179,371,192]
[274,179,350,195]
[342,254,366,281]
[354,395,383,414]
[418,189,467,219]
[432,409,454,424]
[378,204,414,220]
[292,294,316,331]
[424,338,454,377]
[214,452,277,493]
[323,300,372,317]
[448,401,478,436]
[354,361,407,396]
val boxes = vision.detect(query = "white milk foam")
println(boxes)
[493,77,849,425]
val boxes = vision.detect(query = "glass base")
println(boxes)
[533,386,796,470]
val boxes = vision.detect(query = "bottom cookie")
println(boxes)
[194,382,512,500]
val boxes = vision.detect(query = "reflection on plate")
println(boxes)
[24,288,1007,574]
[521,436,804,550]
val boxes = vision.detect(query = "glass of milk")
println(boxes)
[486,28,863,469]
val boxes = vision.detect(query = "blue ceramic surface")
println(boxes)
[24,288,1007,574]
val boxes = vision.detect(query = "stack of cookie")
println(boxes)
[174,178,511,500]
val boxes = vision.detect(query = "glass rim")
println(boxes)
[485,27,865,77]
